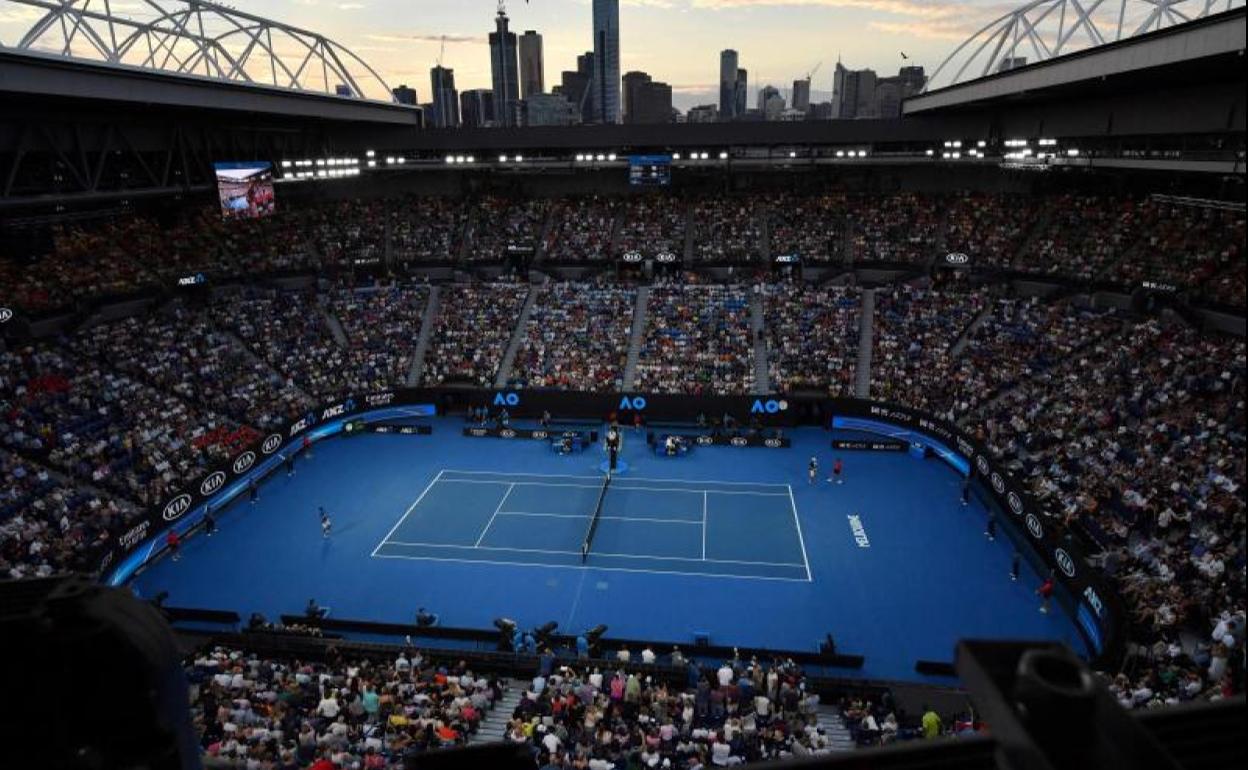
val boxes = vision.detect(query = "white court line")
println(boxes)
[701,491,708,560]
[380,540,805,568]
[442,468,790,490]
[474,483,515,547]
[370,469,445,556]
[436,477,787,497]
[787,484,813,582]
[496,511,702,525]
[371,551,812,582]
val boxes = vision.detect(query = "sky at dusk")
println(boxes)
[1,1,1188,109]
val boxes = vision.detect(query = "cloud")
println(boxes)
[365,32,488,44]
[337,3,367,9]
[867,19,977,41]
[689,0,968,18]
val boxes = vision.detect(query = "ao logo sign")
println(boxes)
[233,451,256,474]
[1055,548,1076,578]
[493,392,521,407]
[618,396,647,410]
[261,434,283,455]
[1007,491,1024,516]
[1025,513,1044,539]
[750,399,787,414]
[655,252,677,264]
[162,493,193,521]
[200,471,227,496]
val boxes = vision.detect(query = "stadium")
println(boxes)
[0,1,1244,768]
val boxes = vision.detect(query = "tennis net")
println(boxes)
[580,472,612,562]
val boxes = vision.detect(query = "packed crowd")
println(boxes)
[544,196,618,262]
[869,285,988,412]
[768,193,846,263]
[508,654,834,768]
[224,290,352,400]
[325,286,430,392]
[466,196,550,262]
[421,282,528,387]
[617,194,687,258]
[764,283,859,395]
[390,195,466,263]
[692,196,764,263]
[5,193,1245,315]
[184,645,504,768]
[1,449,139,579]
[981,319,1245,705]
[511,281,635,392]
[635,280,755,395]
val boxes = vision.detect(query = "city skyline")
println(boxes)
[49,1,1013,110]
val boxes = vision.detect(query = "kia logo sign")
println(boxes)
[500,429,516,439]
[944,252,970,265]
[162,493,193,521]
[764,438,782,448]
[976,456,990,476]
[470,428,487,436]
[696,435,713,446]
[730,437,748,447]
[261,434,283,455]
[990,472,1005,495]
[1055,548,1076,578]
[655,252,677,263]
[622,251,643,263]
[1007,491,1024,516]
[532,431,548,440]
[0,308,12,323]
[1025,513,1044,539]
[200,471,227,496]
[232,451,256,474]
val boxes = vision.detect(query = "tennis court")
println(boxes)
[372,470,811,581]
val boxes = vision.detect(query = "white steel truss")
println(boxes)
[0,0,394,101]
[926,0,1244,92]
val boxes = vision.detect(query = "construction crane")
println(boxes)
[801,60,822,83]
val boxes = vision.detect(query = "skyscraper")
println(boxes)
[391,84,418,105]
[733,68,748,118]
[489,9,520,127]
[622,71,673,124]
[560,52,595,124]
[590,0,620,124]
[518,30,544,100]
[719,49,738,119]
[429,66,459,128]
[792,78,811,114]
[460,89,495,127]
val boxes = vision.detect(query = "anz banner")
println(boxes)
[834,399,1124,665]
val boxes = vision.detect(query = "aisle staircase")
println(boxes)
[814,702,858,752]
[751,289,769,394]
[855,288,875,398]
[621,286,651,390]
[467,679,527,746]
[493,284,540,388]
[406,286,440,386]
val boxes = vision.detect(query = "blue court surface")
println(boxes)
[134,416,1086,683]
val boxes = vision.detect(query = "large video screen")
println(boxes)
[629,155,672,186]
[214,161,276,220]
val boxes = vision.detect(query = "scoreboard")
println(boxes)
[629,155,672,186]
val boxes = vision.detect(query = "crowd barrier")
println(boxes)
[99,387,1126,668]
